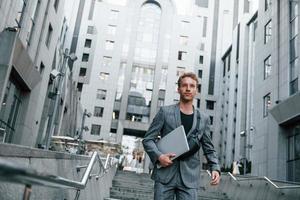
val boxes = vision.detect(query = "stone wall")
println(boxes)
[0,143,116,200]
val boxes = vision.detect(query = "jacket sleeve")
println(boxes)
[200,115,221,174]
[142,107,165,164]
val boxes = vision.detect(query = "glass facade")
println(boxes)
[0,80,22,143]
[126,3,161,123]
[290,0,299,95]
[287,125,300,182]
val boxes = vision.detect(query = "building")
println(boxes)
[73,0,221,156]
[0,0,82,148]
[216,0,300,182]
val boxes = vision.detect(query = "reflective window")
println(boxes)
[115,62,126,101]
[91,124,101,135]
[176,66,185,76]
[0,80,22,143]
[87,26,94,34]
[287,125,300,182]
[178,51,187,61]
[99,72,109,80]
[94,106,104,117]
[96,89,107,100]
[264,55,272,79]
[179,35,188,46]
[84,39,92,48]
[290,0,299,95]
[102,56,112,68]
[263,93,271,117]
[264,20,272,44]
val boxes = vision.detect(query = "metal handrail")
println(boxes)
[0,151,112,190]
[205,170,300,189]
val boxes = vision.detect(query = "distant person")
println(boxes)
[232,161,241,175]
[143,72,221,200]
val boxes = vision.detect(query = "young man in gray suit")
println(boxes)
[143,72,220,200]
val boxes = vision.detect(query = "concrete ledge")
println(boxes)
[0,143,89,160]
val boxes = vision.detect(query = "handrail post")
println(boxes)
[22,184,32,200]
[104,154,110,169]
[74,190,80,200]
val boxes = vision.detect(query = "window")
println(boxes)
[15,0,26,27]
[84,39,92,48]
[39,62,45,74]
[77,83,83,92]
[290,37,298,61]
[264,55,272,79]
[289,0,298,95]
[54,0,59,11]
[195,0,208,8]
[91,124,101,135]
[178,51,187,61]
[110,10,119,20]
[176,66,185,76]
[112,111,119,119]
[203,17,208,37]
[79,68,87,76]
[103,56,112,68]
[87,26,94,34]
[45,24,53,47]
[96,89,107,100]
[82,53,89,62]
[94,106,104,117]
[99,72,109,80]
[27,0,41,45]
[264,20,272,44]
[265,0,272,11]
[197,99,201,108]
[107,25,116,35]
[263,93,271,117]
[199,55,204,64]
[209,116,214,125]
[105,40,114,50]
[198,70,203,78]
[198,84,201,93]
[287,125,300,182]
[110,128,117,133]
[206,100,214,110]
[244,0,250,13]
[179,35,188,46]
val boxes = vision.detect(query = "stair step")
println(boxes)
[109,170,230,200]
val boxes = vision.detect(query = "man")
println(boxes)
[143,72,220,200]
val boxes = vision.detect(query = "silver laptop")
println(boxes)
[157,125,189,160]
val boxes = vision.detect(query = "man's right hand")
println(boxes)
[158,153,176,167]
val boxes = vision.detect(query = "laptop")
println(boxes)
[156,125,190,161]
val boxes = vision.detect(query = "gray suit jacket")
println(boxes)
[142,104,220,188]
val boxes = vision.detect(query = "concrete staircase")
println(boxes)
[105,170,230,200]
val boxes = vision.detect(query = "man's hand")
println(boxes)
[210,171,220,185]
[158,153,176,167]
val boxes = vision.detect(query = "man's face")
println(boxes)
[177,77,197,102]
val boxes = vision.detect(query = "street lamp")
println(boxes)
[240,128,254,175]
[44,49,77,150]
[77,109,92,154]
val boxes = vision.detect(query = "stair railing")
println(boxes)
[0,151,115,200]
[206,170,300,189]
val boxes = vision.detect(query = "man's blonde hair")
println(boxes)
[177,72,199,87]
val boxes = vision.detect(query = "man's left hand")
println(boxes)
[210,171,220,185]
